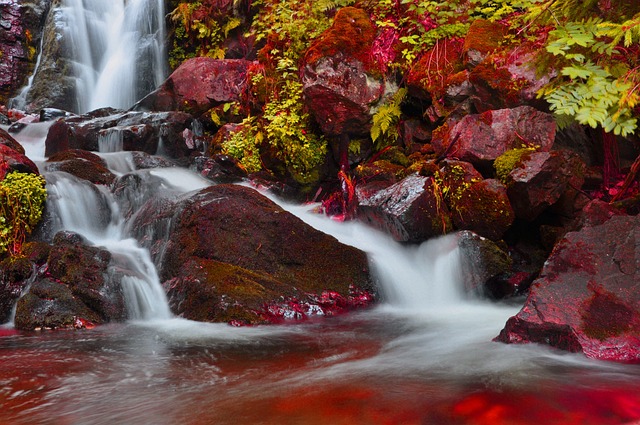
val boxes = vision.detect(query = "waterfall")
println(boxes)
[57,0,167,113]
[45,172,172,320]
[266,195,467,310]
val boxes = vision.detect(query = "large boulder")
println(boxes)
[131,184,377,324]
[357,173,452,242]
[432,106,556,172]
[16,2,78,112]
[302,7,388,138]
[134,58,254,116]
[495,214,640,363]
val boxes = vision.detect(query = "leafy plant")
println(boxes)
[371,87,407,150]
[539,16,640,136]
[168,1,242,68]
[0,172,47,257]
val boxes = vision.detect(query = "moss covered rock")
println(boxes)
[132,184,377,324]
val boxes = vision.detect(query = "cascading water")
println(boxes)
[65,0,167,112]
[44,171,172,320]
[40,0,166,113]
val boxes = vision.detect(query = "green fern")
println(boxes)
[540,17,640,137]
[371,88,407,149]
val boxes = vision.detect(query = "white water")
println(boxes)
[55,0,166,112]
[45,172,171,320]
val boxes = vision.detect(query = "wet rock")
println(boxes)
[194,154,248,183]
[495,214,640,363]
[358,173,452,242]
[130,151,176,169]
[0,127,25,153]
[302,8,387,137]
[43,120,73,155]
[432,106,556,172]
[0,143,39,179]
[45,149,115,185]
[131,184,377,324]
[457,231,512,296]
[44,111,195,160]
[506,150,586,221]
[0,0,51,105]
[450,178,514,241]
[14,231,127,330]
[0,256,35,323]
[17,2,78,112]
[134,57,254,116]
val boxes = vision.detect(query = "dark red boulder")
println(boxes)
[0,143,39,179]
[450,178,514,241]
[131,184,377,324]
[134,58,254,116]
[302,8,387,137]
[433,106,556,170]
[495,214,640,363]
[357,173,452,242]
[506,150,586,221]
[46,149,115,185]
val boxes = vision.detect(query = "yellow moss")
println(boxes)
[493,147,537,184]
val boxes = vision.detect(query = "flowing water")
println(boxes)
[2,142,640,424]
[11,0,167,113]
[2,1,640,423]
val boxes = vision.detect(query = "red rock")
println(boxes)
[302,8,387,137]
[135,58,254,116]
[45,111,195,160]
[131,184,376,324]
[450,178,514,241]
[357,173,452,242]
[506,150,586,221]
[46,149,116,185]
[495,214,640,363]
[0,127,25,153]
[433,106,556,170]
[0,143,39,179]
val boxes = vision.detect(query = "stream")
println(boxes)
[2,0,640,423]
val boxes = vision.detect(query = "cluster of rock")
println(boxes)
[1,4,639,362]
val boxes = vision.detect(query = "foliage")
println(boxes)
[223,81,327,184]
[371,88,407,150]
[168,1,242,68]
[371,0,536,64]
[0,172,47,257]
[537,15,640,136]
[223,116,264,174]
[221,0,363,184]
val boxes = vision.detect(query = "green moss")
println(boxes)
[494,147,537,184]
[0,172,47,257]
